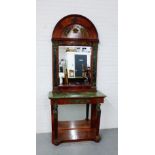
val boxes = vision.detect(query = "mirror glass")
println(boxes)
[59,46,92,85]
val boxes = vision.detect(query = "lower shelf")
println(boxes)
[56,120,99,144]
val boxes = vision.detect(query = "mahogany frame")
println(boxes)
[52,14,99,92]
[49,14,105,145]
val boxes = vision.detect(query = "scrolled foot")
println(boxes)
[53,139,59,146]
[95,135,101,142]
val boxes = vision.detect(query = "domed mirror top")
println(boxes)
[52,14,98,42]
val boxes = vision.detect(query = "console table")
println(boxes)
[49,91,106,145]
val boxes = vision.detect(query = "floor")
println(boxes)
[36,128,118,155]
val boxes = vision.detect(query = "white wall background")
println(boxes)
[36,0,118,133]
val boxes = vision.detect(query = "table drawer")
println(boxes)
[51,97,104,105]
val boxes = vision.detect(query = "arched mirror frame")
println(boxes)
[52,14,99,92]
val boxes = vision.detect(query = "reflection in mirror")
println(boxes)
[59,46,92,85]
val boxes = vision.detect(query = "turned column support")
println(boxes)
[86,104,89,121]
[51,102,58,145]
[91,103,101,142]
[95,103,101,141]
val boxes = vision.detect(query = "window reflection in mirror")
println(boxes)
[59,46,92,86]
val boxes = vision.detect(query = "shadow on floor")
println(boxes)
[36,128,118,155]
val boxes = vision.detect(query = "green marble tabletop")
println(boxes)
[48,91,106,99]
